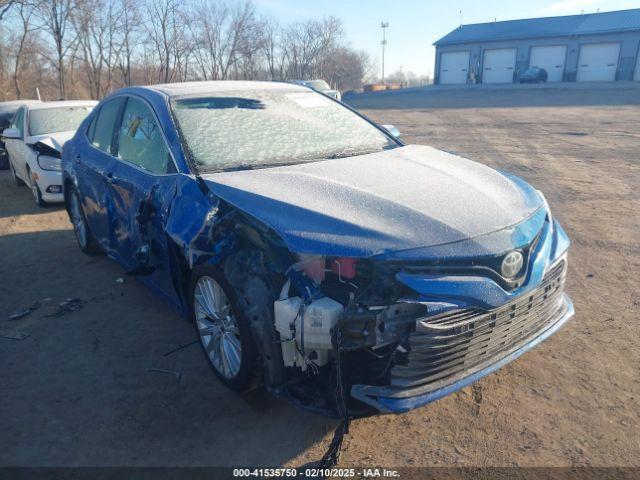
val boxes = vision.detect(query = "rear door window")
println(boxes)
[91,98,123,154]
[115,97,173,174]
[86,111,98,142]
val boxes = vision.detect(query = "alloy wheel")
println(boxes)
[30,175,41,205]
[194,276,242,379]
[69,191,88,249]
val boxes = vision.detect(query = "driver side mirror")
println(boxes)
[2,127,21,140]
[382,124,401,138]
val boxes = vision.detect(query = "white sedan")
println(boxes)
[3,100,96,206]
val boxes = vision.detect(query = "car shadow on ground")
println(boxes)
[0,229,334,467]
[0,171,66,219]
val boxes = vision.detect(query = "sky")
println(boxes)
[255,0,640,78]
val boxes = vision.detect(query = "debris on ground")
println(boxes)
[9,309,31,321]
[147,368,182,381]
[116,277,125,284]
[0,331,30,340]
[162,340,198,357]
[8,301,41,321]
[44,298,83,318]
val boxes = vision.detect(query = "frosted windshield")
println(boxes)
[29,106,93,136]
[171,90,396,172]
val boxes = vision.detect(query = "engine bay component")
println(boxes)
[301,297,343,366]
[274,283,344,371]
[331,257,358,279]
[294,254,326,285]
[274,291,304,368]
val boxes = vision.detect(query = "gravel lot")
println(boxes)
[1,84,639,469]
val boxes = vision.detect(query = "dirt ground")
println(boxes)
[1,84,639,469]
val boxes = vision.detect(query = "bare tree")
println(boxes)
[282,16,343,80]
[260,16,286,80]
[36,0,77,98]
[189,0,258,81]
[169,5,192,82]
[323,47,370,91]
[12,1,40,98]
[188,1,225,80]
[113,0,140,86]
[73,0,119,98]
[0,0,372,100]
[0,0,16,23]
[146,0,189,83]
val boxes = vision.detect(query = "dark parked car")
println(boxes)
[0,100,40,169]
[62,81,573,416]
[519,67,549,83]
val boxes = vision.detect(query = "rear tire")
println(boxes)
[67,186,101,255]
[190,265,262,392]
[0,152,9,170]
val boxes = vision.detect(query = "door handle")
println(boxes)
[105,172,115,184]
[73,154,81,164]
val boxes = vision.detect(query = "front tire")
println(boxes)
[190,265,261,392]
[28,168,46,207]
[67,187,100,255]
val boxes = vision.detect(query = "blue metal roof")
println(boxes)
[434,8,640,45]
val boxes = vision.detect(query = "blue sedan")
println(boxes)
[61,81,573,416]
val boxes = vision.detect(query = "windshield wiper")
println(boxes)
[215,161,303,173]
[324,149,379,160]
[217,164,260,172]
[205,148,395,174]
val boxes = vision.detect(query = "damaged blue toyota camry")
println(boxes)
[61,81,573,416]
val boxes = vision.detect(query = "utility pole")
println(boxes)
[381,21,389,83]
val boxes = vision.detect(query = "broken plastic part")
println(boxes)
[293,254,326,284]
[29,139,62,159]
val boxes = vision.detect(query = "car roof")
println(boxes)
[0,100,41,112]
[143,80,308,97]
[28,100,98,110]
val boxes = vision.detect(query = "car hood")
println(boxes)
[27,131,75,154]
[202,145,544,259]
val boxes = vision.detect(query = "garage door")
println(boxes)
[483,48,516,83]
[577,43,620,82]
[529,46,566,82]
[439,51,470,84]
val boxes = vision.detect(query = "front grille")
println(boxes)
[389,227,544,292]
[391,261,567,389]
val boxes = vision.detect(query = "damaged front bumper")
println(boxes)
[35,168,64,203]
[347,218,573,414]
[351,294,573,413]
